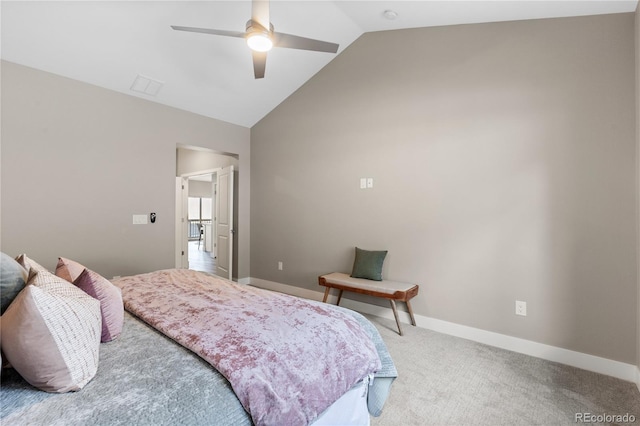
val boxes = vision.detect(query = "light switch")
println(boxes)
[360,178,367,189]
[133,214,148,225]
[366,178,373,188]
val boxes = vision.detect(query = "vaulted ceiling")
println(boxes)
[2,1,637,128]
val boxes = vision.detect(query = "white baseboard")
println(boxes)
[247,277,638,384]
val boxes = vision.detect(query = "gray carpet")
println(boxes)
[367,315,640,426]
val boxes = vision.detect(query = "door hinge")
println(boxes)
[181,251,184,256]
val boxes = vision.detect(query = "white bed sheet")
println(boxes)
[312,378,371,426]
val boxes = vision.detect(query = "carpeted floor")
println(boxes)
[366,315,640,426]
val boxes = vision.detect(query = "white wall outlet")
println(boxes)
[278,261,283,271]
[133,214,148,225]
[360,178,367,189]
[515,300,527,316]
[366,178,374,188]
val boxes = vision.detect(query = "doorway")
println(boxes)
[175,146,239,280]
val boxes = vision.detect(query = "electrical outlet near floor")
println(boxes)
[515,300,527,316]
[278,261,283,271]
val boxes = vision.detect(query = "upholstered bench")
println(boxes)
[318,272,419,336]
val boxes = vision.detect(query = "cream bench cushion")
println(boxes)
[320,273,413,297]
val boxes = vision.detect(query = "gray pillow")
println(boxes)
[351,247,387,281]
[1,252,28,314]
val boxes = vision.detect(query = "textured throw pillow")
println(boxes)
[55,257,87,283]
[0,270,101,393]
[0,252,29,314]
[351,247,388,281]
[14,254,48,274]
[74,268,124,343]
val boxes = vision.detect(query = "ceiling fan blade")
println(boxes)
[272,32,339,54]
[251,0,270,31]
[171,25,245,39]
[252,51,267,79]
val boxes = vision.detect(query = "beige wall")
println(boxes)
[635,3,640,375]
[1,61,251,279]
[251,14,637,363]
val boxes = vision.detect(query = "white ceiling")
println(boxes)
[2,1,637,128]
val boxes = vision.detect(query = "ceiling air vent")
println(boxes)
[130,74,164,96]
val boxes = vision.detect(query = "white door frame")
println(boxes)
[175,177,190,269]
[175,177,184,268]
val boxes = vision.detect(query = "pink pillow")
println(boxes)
[0,270,101,392]
[73,268,124,343]
[55,257,86,283]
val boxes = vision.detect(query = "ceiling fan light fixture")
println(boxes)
[172,3,339,79]
[247,32,273,52]
[246,20,274,52]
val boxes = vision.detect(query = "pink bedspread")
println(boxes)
[112,269,381,426]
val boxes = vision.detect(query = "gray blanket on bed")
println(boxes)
[1,308,396,425]
[1,311,251,426]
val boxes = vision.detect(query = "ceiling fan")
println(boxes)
[171,0,339,79]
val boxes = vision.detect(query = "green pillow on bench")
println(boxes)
[351,247,387,281]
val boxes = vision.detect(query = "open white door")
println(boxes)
[175,177,182,268]
[210,181,217,260]
[215,165,234,280]
[175,177,189,269]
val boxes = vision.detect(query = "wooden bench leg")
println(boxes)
[389,300,403,336]
[406,300,417,326]
[336,290,344,306]
[322,287,330,303]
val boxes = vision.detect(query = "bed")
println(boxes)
[1,259,397,426]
